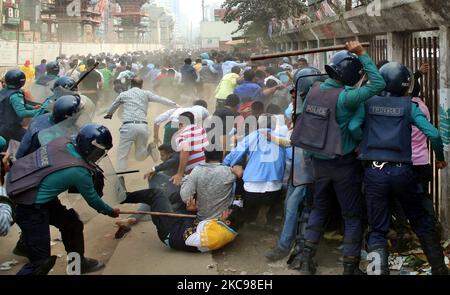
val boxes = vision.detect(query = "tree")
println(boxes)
[221,0,307,38]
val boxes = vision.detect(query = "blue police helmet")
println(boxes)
[75,124,113,164]
[52,76,76,91]
[52,95,81,124]
[294,67,323,98]
[325,50,364,87]
[46,61,60,75]
[5,69,26,90]
[379,62,413,97]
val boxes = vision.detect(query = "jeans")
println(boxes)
[278,184,308,251]
[116,123,150,172]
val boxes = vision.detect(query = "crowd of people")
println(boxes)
[0,40,448,276]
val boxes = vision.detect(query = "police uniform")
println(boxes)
[291,51,386,275]
[353,62,448,275]
[0,88,40,143]
[7,137,114,275]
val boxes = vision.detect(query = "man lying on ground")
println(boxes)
[122,188,244,252]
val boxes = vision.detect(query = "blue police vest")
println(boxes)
[291,83,343,157]
[358,96,412,163]
[15,113,54,159]
[0,88,24,136]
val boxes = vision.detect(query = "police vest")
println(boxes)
[358,96,412,163]
[291,83,343,157]
[6,137,93,205]
[21,113,54,157]
[0,88,24,135]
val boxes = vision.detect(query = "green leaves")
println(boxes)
[221,0,307,36]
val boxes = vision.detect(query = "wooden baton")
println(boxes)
[119,211,197,219]
[250,42,370,62]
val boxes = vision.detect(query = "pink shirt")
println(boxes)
[411,97,430,165]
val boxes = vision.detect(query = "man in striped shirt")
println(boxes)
[171,111,208,186]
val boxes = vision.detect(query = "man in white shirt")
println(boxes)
[153,100,209,147]
[105,78,178,171]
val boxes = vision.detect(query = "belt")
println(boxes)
[123,121,148,125]
[364,161,406,170]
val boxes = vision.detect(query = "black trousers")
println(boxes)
[125,189,179,242]
[243,190,282,223]
[15,199,84,275]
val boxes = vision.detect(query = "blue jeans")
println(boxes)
[278,184,308,251]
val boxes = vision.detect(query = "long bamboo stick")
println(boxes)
[250,42,370,62]
[119,211,197,219]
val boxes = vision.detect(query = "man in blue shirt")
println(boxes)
[224,114,287,223]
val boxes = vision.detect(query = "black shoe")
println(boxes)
[16,256,56,275]
[13,236,28,257]
[419,234,449,275]
[343,257,365,275]
[367,247,390,275]
[265,247,290,262]
[297,241,317,275]
[81,257,105,274]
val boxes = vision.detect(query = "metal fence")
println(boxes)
[368,37,387,65]
[402,33,441,217]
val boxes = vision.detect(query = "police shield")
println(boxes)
[37,95,96,146]
[291,73,328,187]
[29,79,56,104]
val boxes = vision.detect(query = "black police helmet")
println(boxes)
[294,67,324,98]
[5,69,26,90]
[325,50,364,86]
[75,124,113,164]
[52,76,76,91]
[379,62,413,97]
[46,61,60,75]
[52,95,81,124]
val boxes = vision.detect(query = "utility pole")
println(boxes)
[202,0,205,21]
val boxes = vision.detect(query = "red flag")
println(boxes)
[95,0,108,16]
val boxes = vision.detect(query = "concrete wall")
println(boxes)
[200,20,240,50]
[0,41,162,67]
[272,0,450,45]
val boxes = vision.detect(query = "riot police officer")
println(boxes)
[0,69,41,143]
[16,95,81,159]
[36,76,78,116]
[7,124,120,275]
[354,62,448,275]
[291,41,386,275]
[29,61,60,104]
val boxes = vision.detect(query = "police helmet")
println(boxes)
[325,50,364,86]
[5,69,26,90]
[74,124,113,164]
[294,67,324,98]
[52,95,81,124]
[379,62,413,97]
[52,76,76,91]
[46,61,60,75]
